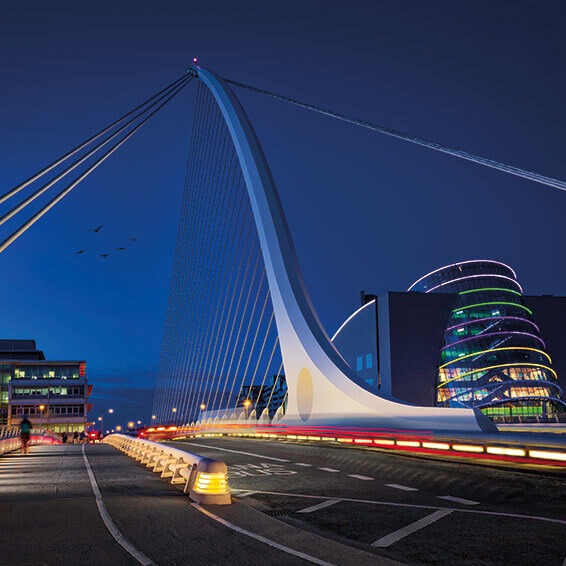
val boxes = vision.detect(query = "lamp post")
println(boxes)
[39,404,45,430]
[244,399,251,418]
[99,408,114,436]
[116,425,122,432]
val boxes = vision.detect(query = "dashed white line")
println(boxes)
[297,499,342,514]
[371,509,453,547]
[386,484,418,492]
[295,463,313,467]
[348,474,374,481]
[318,467,340,473]
[239,489,566,526]
[438,495,479,506]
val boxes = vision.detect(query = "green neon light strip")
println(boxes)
[452,302,533,315]
[437,363,558,388]
[459,287,522,297]
[439,346,552,369]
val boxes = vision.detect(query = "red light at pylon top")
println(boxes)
[193,58,198,63]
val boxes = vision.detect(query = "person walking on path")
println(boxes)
[19,416,31,455]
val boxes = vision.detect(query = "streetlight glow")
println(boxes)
[116,425,122,431]
[128,421,134,428]
[200,403,206,410]
[108,408,114,414]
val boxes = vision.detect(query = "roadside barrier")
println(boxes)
[103,434,231,504]
[0,426,62,455]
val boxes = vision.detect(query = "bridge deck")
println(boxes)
[0,443,389,566]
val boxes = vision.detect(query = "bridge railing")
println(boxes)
[103,433,231,504]
[0,425,62,455]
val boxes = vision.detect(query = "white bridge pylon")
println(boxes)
[193,65,492,433]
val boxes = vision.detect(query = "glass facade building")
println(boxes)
[409,261,566,419]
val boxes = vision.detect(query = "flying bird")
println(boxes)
[89,225,103,233]
[75,250,87,254]
[115,247,127,251]
[129,237,137,242]
[98,253,110,258]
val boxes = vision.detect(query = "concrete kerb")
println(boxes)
[103,433,231,505]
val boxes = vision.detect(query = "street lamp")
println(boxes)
[39,404,45,430]
[200,403,206,411]
[99,408,115,435]
[116,425,122,432]
[127,421,134,429]
[244,399,251,418]
[172,407,177,413]
[152,415,156,420]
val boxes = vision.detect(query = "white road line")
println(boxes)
[386,484,418,492]
[191,503,334,566]
[178,441,289,462]
[318,467,340,473]
[297,499,342,514]
[348,474,374,481]
[242,490,566,526]
[438,495,480,506]
[234,491,257,498]
[371,509,453,548]
[81,445,156,566]
[295,463,312,467]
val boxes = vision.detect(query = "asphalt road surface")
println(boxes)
[0,444,393,566]
[166,436,566,566]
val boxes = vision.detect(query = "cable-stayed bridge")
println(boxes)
[3,64,566,566]
[3,64,566,440]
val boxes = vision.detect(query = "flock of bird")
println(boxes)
[75,225,137,258]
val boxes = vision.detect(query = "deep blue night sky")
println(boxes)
[1,1,565,431]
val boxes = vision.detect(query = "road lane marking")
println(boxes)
[191,503,334,566]
[295,463,312,467]
[386,484,418,492]
[297,499,342,514]
[318,467,340,473]
[371,509,453,547]
[178,441,289,462]
[438,495,479,506]
[241,490,566,526]
[348,474,374,480]
[82,445,156,566]
[234,491,257,498]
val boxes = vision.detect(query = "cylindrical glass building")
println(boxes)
[409,260,565,420]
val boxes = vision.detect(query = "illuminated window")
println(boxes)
[366,353,373,369]
[356,356,363,371]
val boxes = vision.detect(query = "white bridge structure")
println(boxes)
[5,63,565,436]
[153,65,494,434]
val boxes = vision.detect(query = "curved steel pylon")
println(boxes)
[192,64,493,433]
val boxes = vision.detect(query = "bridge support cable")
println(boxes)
[0,78,192,255]
[0,74,190,206]
[157,83,219,420]
[0,77,194,228]
[152,82,283,426]
[153,83,207,421]
[161,86,227,418]
[224,77,566,193]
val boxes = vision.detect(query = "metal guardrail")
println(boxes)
[491,413,566,424]
[103,434,231,504]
